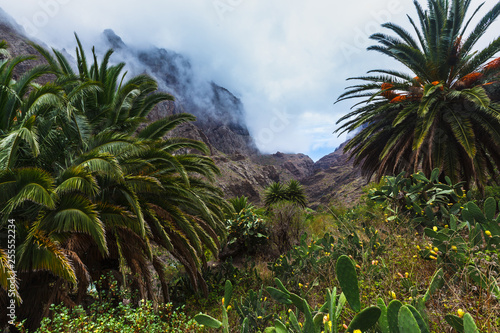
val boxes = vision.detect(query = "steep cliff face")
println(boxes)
[0,10,365,208]
[0,9,48,79]
[303,143,366,208]
[101,29,257,157]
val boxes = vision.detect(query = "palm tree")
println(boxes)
[47,38,229,298]
[0,37,230,328]
[336,0,500,189]
[264,179,307,208]
[229,195,254,213]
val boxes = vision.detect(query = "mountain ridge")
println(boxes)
[0,11,365,207]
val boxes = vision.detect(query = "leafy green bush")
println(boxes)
[267,202,306,253]
[419,197,500,301]
[369,169,467,227]
[14,273,200,332]
[16,301,199,333]
[225,207,268,255]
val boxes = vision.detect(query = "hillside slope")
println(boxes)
[0,10,365,207]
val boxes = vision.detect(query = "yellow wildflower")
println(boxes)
[485,230,492,237]
[457,308,465,318]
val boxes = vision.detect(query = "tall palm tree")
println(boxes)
[43,37,229,298]
[336,0,500,189]
[0,37,230,329]
[0,41,22,305]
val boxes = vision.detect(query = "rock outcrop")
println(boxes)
[101,29,258,157]
[0,10,365,208]
[302,143,366,208]
[0,9,48,79]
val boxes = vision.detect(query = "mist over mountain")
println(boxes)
[99,28,258,156]
[0,8,364,206]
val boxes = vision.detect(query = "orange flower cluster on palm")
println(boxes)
[380,82,399,100]
[459,72,483,87]
[413,76,423,85]
[484,56,500,71]
[456,57,500,88]
[390,95,407,103]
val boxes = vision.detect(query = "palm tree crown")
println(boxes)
[336,0,500,189]
[0,36,230,328]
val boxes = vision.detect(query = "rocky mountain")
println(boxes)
[302,143,366,208]
[0,9,49,79]
[100,29,258,157]
[0,9,365,207]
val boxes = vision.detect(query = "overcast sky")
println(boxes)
[0,0,498,160]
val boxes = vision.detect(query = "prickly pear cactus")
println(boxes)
[463,313,479,333]
[387,299,403,333]
[397,305,420,333]
[336,255,361,312]
[346,306,381,332]
[377,298,390,333]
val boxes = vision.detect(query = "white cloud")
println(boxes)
[0,0,498,161]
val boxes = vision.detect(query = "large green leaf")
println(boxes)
[193,314,222,328]
[336,255,360,312]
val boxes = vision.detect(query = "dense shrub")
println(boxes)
[267,202,305,253]
[15,301,199,333]
[225,207,268,256]
[13,273,201,332]
[369,168,466,227]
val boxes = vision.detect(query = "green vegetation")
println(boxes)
[336,0,500,189]
[0,36,230,329]
[15,275,200,332]
[189,172,499,332]
[1,0,500,332]
[264,180,308,208]
[225,204,268,256]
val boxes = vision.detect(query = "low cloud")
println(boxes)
[0,0,497,160]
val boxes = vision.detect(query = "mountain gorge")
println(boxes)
[0,10,364,207]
